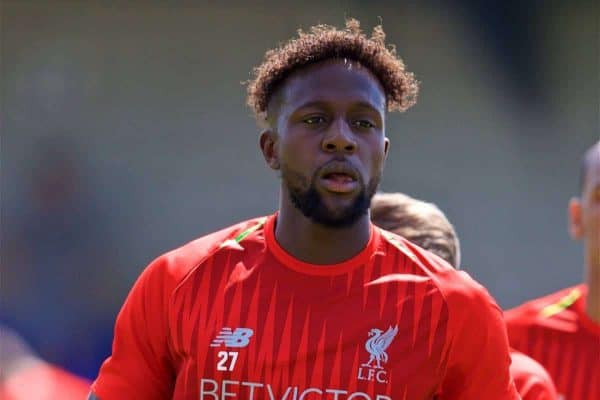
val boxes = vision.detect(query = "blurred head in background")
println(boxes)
[370,192,460,268]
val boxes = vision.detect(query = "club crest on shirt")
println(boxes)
[357,325,398,383]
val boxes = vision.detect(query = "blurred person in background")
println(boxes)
[0,325,91,399]
[370,192,461,267]
[371,192,558,400]
[1,138,122,379]
[90,19,519,400]
[505,141,600,400]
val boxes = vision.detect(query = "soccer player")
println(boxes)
[371,192,558,400]
[90,19,519,399]
[0,325,91,400]
[505,141,600,400]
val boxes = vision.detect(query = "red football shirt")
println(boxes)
[510,351,557,400]
[0,362,91,400]
[92,214,519,399]
[505,285,600,400]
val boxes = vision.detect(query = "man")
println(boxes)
[371,192,558,400]
[505,141,600,400]
[0,325,91,400]
[90,19,519,399]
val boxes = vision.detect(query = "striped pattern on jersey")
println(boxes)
[168,219,452,399]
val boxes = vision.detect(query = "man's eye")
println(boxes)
[303,116,326,125]
[353,120,375,129]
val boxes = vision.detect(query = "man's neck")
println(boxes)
[585,259,600,324]
[274,205,372,265]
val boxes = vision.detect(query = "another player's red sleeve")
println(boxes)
[0,363,91,400]
[91,256,175,400]
[510,351,557,400]
[439,271,521,399]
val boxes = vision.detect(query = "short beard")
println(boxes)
[281,164,380,228]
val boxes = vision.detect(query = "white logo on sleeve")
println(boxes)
[210,327,254,348]
[357,325,398,383]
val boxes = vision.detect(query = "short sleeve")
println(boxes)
[504,307,531,352]
[439,271,521,399]
[91,256,175,400]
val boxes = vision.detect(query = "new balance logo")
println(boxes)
[210,327,254,348]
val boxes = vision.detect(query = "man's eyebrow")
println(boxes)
[351,101,384,113]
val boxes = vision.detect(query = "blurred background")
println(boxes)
[1,0,598,381]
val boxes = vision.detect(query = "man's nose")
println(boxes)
[321,119,357,154]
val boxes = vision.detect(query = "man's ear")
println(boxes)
[259,129,280,170]
[383,136,390,160]
[568,197,583,240]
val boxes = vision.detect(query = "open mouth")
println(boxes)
[319,166,359,194]
[322,172,355,183]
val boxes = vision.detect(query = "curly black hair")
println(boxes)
[246,18,419,122]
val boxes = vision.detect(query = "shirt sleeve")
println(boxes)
[510,351,558,400]
[504,307,531,352]
[1,362,92,400]
[438,271,521,400]
[91,256,175,400]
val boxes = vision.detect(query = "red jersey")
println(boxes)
[0,362,91,400]
[510,351,557,400]
[505,285,600,400]
[92,214,519,400]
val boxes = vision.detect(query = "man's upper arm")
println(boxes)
[504,306,532,352]
[91,256,175,400]
[439,272,521,399]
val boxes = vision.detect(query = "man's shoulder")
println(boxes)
[378,228,455,275]
[379,228,490,306]
[141,216,269,290]
[505,284,584,319]
[504,284,585,327]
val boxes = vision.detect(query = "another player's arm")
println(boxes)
[510,351,557,400]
